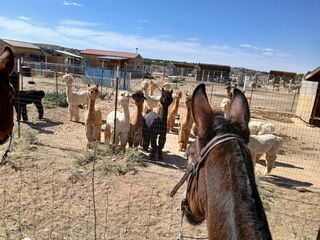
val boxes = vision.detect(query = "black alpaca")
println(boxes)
[143,88,173,160]
[10,73,45,121]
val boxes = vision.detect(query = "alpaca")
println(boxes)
[62,74,88,122]
[143,88,173,160]
[10,73,45,122]
[248,134,283,175]
[149,80,158,96]
[105,91,131,148]
[85,84,102,148]
[167,91,182,132]
[220,98,231,118]
[128,90,146,147]
[178,94,194,151]
[141,80,160,114]
[249,121,275,135]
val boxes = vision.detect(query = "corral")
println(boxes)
[0,64,320,239]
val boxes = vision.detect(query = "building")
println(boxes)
[0,39,41,62]
[196,64,230,82]
[296,66,320,125]
[80,49,144,78]
[172,63,195,76]
[269,70,296,84]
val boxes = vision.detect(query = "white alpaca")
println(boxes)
[105,91,131,148]
[62,74,88,122]
[249,121,275,135]
[141,80,160,113]
[248,134,283,175]
[220,98,231,118]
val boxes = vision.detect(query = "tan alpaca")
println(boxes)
[167,91,182,132]
[178,94,194,151]
[85,84,102,148]
[128,90,145,147]
[149,80,158,96]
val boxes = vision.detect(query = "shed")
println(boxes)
[196,63,230,82]
[269,70,296,84]
[172,62,195,76]
[296,66,320,125]
[80,49,143,78]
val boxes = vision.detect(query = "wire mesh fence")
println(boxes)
[1,62,319,239]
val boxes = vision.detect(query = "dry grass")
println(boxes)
[73,143,147,175]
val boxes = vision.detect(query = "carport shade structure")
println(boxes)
[196,63,231,82]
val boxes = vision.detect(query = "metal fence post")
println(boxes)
[113,65,119,144]
[55,71,58,94]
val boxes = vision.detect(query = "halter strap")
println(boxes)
[170,133,240,198]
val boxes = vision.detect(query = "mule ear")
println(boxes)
[192,84,213,133]
[0,47,14,74]
[229,88,250,139]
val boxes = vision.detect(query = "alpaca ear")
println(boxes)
[0,47,14,74]
[170,89,173,94]
[229,88,250,141]
[95,84,99,88]
[87,84,91,87]
[186,93,189,96]
[161,87,165,92]
[191,84,213,134]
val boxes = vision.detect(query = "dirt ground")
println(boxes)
[0,77,319,239]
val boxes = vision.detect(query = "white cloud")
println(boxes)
[138,19,149,23]
[186,38,198,42]
[63,1,82,7]
[19,16,30,21]
[0,16,309,72]
[262,51,274,56]
[240,44,259,50]
[59,19,100,27]
[262,48,274,52]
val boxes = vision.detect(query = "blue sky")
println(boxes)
[0,0,319,73]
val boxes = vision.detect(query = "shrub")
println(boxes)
[44,92,68,108]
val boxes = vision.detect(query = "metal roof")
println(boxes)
[198,63,231,71]
[1,39,40,50]
[269,70,296,77]
[55,50,82,59]
[304,66,320,82]
[96,55,128,60]
[173,63,195,68]
[80,49,140,59]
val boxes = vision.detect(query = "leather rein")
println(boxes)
[170,133,241,198]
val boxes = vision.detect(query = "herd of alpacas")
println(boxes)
[61,74,283,174]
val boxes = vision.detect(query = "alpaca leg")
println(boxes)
[21,104,28,121]
[74,106,80,122]
[157,130,167,160]
[142,124,151,151]
[35,101,44,120]
[150,133,157,160]
[86,125,93,148]
[13,101,21,121]
[68,105,73,121]
[265,153,277,175]
[119,132,129,149]
[104,124,111,144]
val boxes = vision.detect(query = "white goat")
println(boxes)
[105,91,131,148]
[249,121,275,135]
[220,98,231,118]
[62,74,88,122]
[248,134,283,175]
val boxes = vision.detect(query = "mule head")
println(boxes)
[0,47,14,75]
[192,84,250,149]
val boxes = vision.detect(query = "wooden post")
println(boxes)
[17,59,21,138]
[210,70,215,103]
[113,65,119,144]
[55,71,58,94]
[123,63,127,90]
[290,91,297,112]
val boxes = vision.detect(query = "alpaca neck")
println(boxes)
[66,84,73,95]
[135,104,143,124]
[173,98,180,111]
[161,106,169,122]
[144,87,150,98]
[88,98,96,113]
[121,103,130,122]
[186,105,193,124]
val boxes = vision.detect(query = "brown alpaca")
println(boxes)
[167,91,182,132]
[149,80,158,96]
[178,94,194,151]
[85,84,102,148]
[128,90,146,147]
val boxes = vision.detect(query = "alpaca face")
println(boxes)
[119,91,131,106]
[88,84,100,100]
[160,89,173,108]
[132,90,145,106]
[185,94,192,108]
[62,74,73,85]
[175,91,183,100]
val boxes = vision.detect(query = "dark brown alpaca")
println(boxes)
[0,47,15,144]
[172,84,272,240]
[128,90,146,147]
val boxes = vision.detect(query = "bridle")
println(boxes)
[170,133,241,198]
